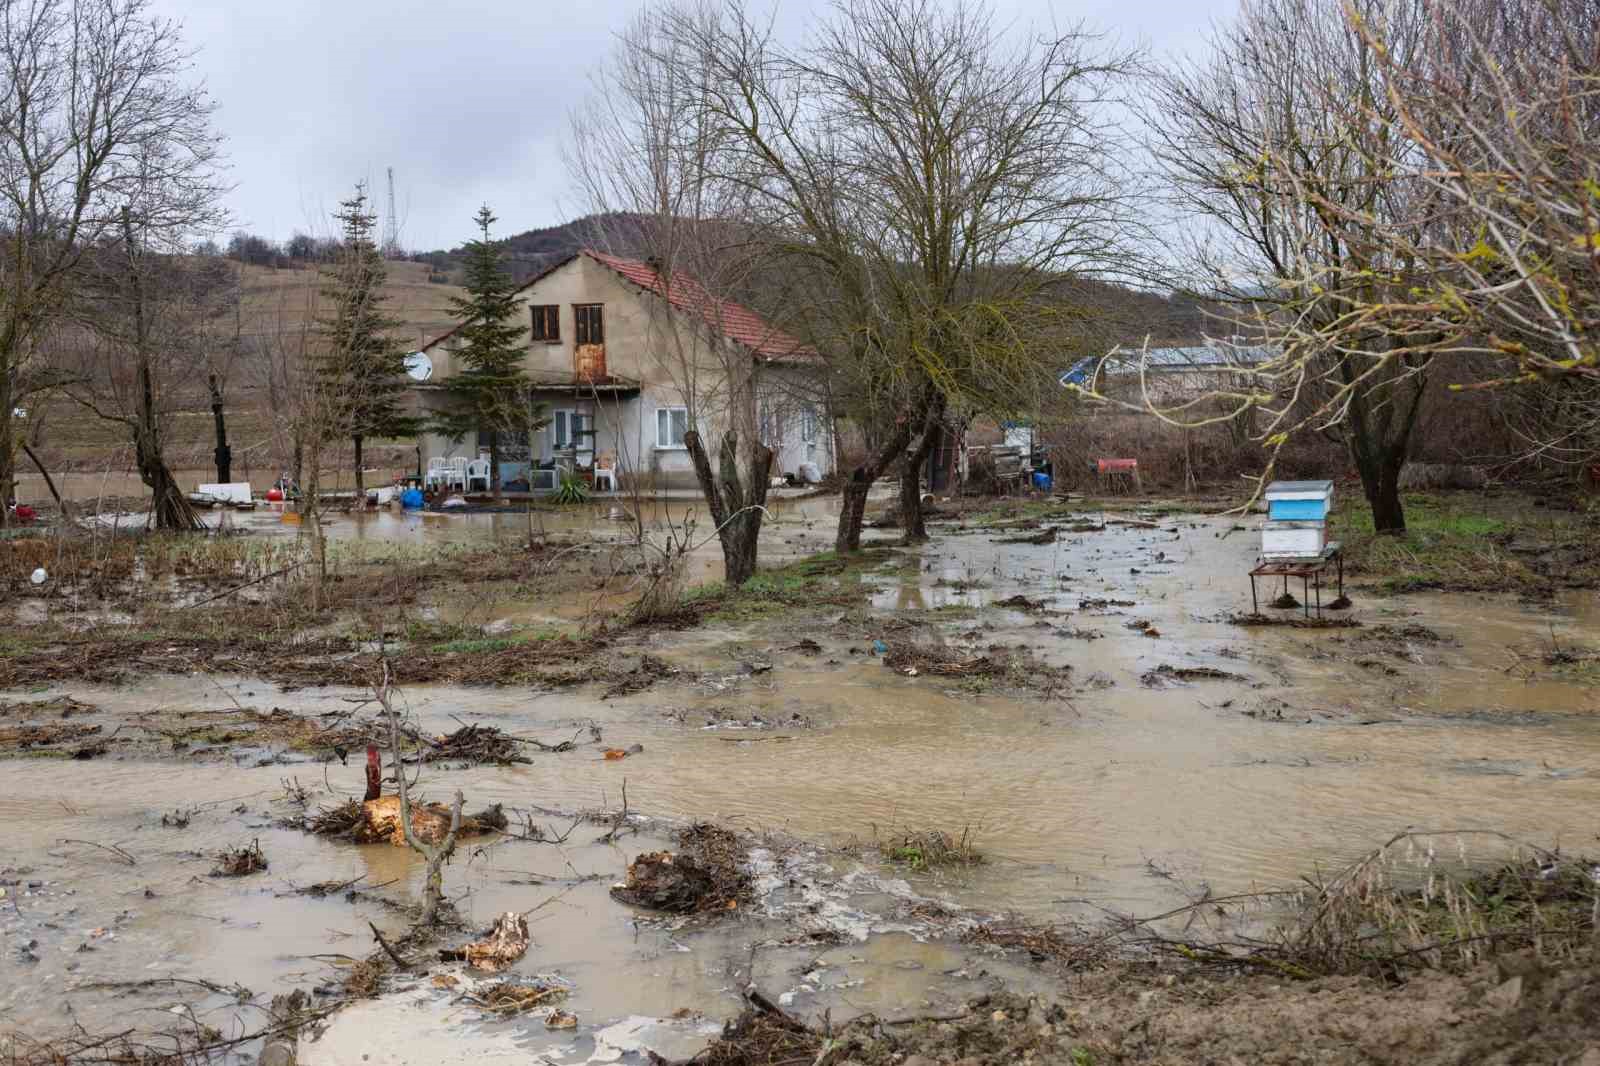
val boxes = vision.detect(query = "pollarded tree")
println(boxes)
[434,205,535,499]
[661,0,1144,551]
[317,185,418,501]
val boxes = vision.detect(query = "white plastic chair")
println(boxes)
[593,452,617,493]
[447,457,469,491]
[425,457,450,489]
[465,458,490,492]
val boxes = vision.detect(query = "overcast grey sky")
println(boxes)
[149,0,1230,252]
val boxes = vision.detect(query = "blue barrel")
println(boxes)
[1031,471,1052,491]
[400,488,424,509]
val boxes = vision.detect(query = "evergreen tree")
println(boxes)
[436,205,534,498]
[317,184,418,500]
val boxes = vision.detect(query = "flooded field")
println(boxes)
[2,496,1597,1062]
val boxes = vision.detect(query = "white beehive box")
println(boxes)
[1261,519,1326,559]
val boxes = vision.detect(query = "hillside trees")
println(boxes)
[433,206,536,500]
[0,0,224,526]
[653,0,1144,552]
[316,185,418,501]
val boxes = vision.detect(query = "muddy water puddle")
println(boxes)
[5,507,1600,1058]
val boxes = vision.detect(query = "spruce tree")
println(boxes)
[436,205,533,498]
[317,184,417,501]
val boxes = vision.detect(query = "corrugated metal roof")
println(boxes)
[1059,340,1275,387]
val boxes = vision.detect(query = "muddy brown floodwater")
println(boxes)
[3,503,1598,1063]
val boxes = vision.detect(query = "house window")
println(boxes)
[574,304,604,345]
[530,305,559,342]
[656,406,688,449]
[801,405,818,443]
[552,409,576,449]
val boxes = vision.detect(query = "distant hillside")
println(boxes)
[424,213,1220,349]
[418,213,652,285]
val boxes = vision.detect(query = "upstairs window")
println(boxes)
[656,406,688,449]
[574,304,604,345]
[530,305,560,342]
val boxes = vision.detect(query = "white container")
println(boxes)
[197,482,253,505]
[1261,519,1326,559]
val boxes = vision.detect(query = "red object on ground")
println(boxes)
[11,505,36,524]
[364,744,382,801]
[1096,458,1139,474]
[265,488,285,502]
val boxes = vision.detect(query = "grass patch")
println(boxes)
[671,549,884,625]
[1338,491,1598,594]
[878,826,984,871]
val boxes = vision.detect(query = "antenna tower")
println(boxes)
[383,167,399,257]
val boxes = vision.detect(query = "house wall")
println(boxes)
[418,254,832,491]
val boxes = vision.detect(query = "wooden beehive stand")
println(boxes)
[1250,480,1345,617]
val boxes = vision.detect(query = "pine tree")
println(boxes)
[436,205,533,498]
[317,184,418,501]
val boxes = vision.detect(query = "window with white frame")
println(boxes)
[801,405,818,443]
[552,409,577,449]
[656,406,689,449]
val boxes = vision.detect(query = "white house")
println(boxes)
[410,249,833,493]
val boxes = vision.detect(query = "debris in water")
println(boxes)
[467,979,567,1016]
[1271,591,1301,609]
[1140,664,1246,686]
[301,797,503,845]
[884,644,1003,677]
[604,743,645,761]
[210,839,267,877]
[1227,613,1361,629]
[545,1008,578,1029]
[1079,597,1134,609]
[426,724,531,765]
[994,594,1048,612]
[610,824,751,914]
[457,912,530,973]
[997,526,1058,545]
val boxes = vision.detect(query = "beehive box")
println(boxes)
[1265,480,1334,521]
[1261,519,1327,559]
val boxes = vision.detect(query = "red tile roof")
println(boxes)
[420,249,818,365]
[582,250,817,363]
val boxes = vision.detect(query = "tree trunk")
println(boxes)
[208,372,231,484]
[1336,352,1427,536]
[123,208,202,533]
[489,435,501,500]
[353,435,365,504]
[834,400,924,553]
[0,378,13,528]
[684,428,774,587]
[21,443,67,521]
[898,397,947,545]
[292,433,304,497]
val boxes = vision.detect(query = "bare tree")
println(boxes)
[572,4,781,586]
[625,0,1143,552]
[0,0,224,525]
[64,215,234,529]
[1140,0,1448,532]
